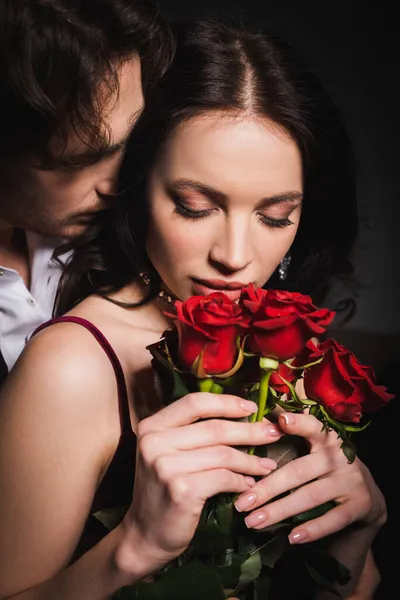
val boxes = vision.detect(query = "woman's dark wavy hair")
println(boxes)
[0,0,173,165]
[55,18,358,316]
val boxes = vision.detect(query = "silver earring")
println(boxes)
[278,253,291,281]
[139,270,176,306]
[139,270,151,285]
[158,289,175,305]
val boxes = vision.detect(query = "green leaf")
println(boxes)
[216,564,242,593]
[259,534,289,569]
[341,440,356,464]
[237,551,262,589]
[274,399,301,412]
[117,582,164,600]
[93,505,128,531]
[157,560,227,600]
[299,398,318,406]
[246,383,260,403]
[269,386,278,398]
[149,355,189,404]
[278,376,300,403]
[121,560,231,600]
[341,420,371,433]
[215,501,234,534]
[190,517,233,554]
[169,368,191,402]
[254,570,272,598]
[292,500,336,524]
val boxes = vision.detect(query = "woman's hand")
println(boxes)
[346,549,381,600]
[234,411,387,543]
[116,392,281,577]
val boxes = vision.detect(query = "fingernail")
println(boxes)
[244,476,256,487]
[289,529,308,544]
[239,400,258,413]
[245,511,267,528]
[260,457,277,470]
[234,493,256,512]
[264,424,281,437]
[280,412,294,426]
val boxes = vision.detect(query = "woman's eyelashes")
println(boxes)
[172,195,295,229]
[174,200,215,220]
[257,214,294,228]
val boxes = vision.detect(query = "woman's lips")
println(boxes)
[191,280,243,301]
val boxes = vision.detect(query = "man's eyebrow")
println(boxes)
[57,139,128,167]
[172,179,303,206]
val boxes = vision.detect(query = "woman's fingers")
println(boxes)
[139,393,259,434]
[172,469,257,507]
[242,474,348,531]
[139,418,282,460]
[277,411,338,449]
[287,502,361,544]
[235,447,342,512]
[153,446,277,480]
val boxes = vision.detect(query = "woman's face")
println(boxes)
[146,112,303,301]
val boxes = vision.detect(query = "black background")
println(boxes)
[159,2,399,596]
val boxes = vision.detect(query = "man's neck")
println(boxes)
[0,226,31,288]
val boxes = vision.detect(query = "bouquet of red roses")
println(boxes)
[111,285,393,600]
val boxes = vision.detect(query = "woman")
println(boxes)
[0,19,385,600]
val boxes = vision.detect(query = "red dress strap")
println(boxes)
[31,316,132,435]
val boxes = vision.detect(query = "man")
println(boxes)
[0,0,173,381]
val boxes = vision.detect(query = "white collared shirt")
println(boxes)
[0,232,68,371]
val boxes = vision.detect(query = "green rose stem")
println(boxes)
[210,382,224,394]
[197,375,232,571]
[248,357,278,456]
[198,378,214,393]
[198,378,224,394]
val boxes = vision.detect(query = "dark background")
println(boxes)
[160,1,399,596]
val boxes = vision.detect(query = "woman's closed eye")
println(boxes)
[174,200,215,220]
[173,197,296,229]
[170,189,216,220]
[257,214,294,228]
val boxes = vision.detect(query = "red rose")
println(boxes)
[240,284,335,361]
[172,292,248,375]
[303,338,394,423]
[269,362,296,394]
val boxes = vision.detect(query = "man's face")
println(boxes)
[0,56,143,239]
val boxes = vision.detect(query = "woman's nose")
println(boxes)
[209,216,252,273]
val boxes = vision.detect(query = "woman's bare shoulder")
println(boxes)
[16,318,116,389]
[1,317,122,443]
[72,293,170,368]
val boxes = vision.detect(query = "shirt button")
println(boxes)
[27,297,36,306]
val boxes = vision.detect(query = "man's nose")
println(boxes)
[96,190,116,209]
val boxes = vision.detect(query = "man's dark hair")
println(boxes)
[0,0,174,166]
[56,18,358,315]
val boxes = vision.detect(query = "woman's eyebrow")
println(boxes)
[255,191,303,209]
[171,178,303,207]
[172,179,227,203]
